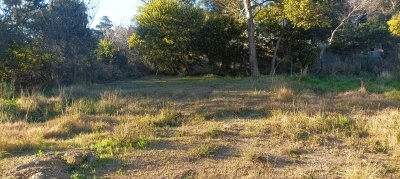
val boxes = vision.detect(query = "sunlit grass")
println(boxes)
[1,75,400,178]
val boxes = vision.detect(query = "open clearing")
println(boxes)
[1,75,400,178]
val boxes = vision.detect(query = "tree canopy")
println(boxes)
[130,0,205,74]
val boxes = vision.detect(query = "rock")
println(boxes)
[62,151,96,165]
[33,157,39,164]
[86,152,96,163]
[30,172,45,179]
[63,151,84,165]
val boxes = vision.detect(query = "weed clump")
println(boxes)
[265,111,366,143]
[153,110,184,127]
[274,87,295,102]
[92,137,149,158]
[189,143,220,158]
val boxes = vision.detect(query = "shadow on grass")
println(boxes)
[146,139,190,151]
[0,99,62,123]
[291,74,400,95]
[199,108,269,121]
[68,156,125,178]
[255,154,302,168]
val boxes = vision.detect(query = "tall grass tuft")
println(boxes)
[99,90,123,115]
[0,82,17,122]
[0,122,43,152]
[339,161,383,179]
[66,90,123,116]
[0,99,19,122]
[365,108,400,152]
[265,110,362,142]
[383,90,400,101]
[113,114,156,145]
[153,109,184,127]
[274,87,295,102]
[0,82,15,99]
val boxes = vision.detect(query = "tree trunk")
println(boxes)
[270,34,282,75]
[317,46,327,74]
[317,11,351,74]
[244,0,260,76]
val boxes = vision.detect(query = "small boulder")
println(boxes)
[62,151,96,165]
[63,151,84,165]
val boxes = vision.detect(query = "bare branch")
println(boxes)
[250,0,273,9]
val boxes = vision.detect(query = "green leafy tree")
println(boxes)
[331,21,392,53]
[95,16,114,39]
[291,41,319,75]
[200,0,243,15]
[96,16,113,32]
[282,0,330,30]
[255,0,330,75]
[199,0,264,76]
[0,18,12,65]
[197,14,246,74]
[0,0,51,85]
[388,13,400,36]
[96,39,116,64]
[130,0,205,74]
[255,3,285,75]
[316,0,381,73]
[37,0,95,84]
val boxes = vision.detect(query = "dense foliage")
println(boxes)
[130,0,205,74]
[0,0,142,87]
[1,0,400,87]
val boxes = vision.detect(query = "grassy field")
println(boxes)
[1,75,400,178]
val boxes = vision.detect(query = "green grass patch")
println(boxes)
[292,75,361,93]
[92,137,149,159]
[292,75,400,94]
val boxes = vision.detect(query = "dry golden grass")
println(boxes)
[1,75,400,178]
[0,122,40,152]
[338,156,385,179]
[273,86,295,102]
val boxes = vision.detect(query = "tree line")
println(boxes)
[0,0,144,87]
[1,0,400,88]
[132,0,400,76]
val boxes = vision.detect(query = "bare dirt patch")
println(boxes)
[2,153,69,179]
